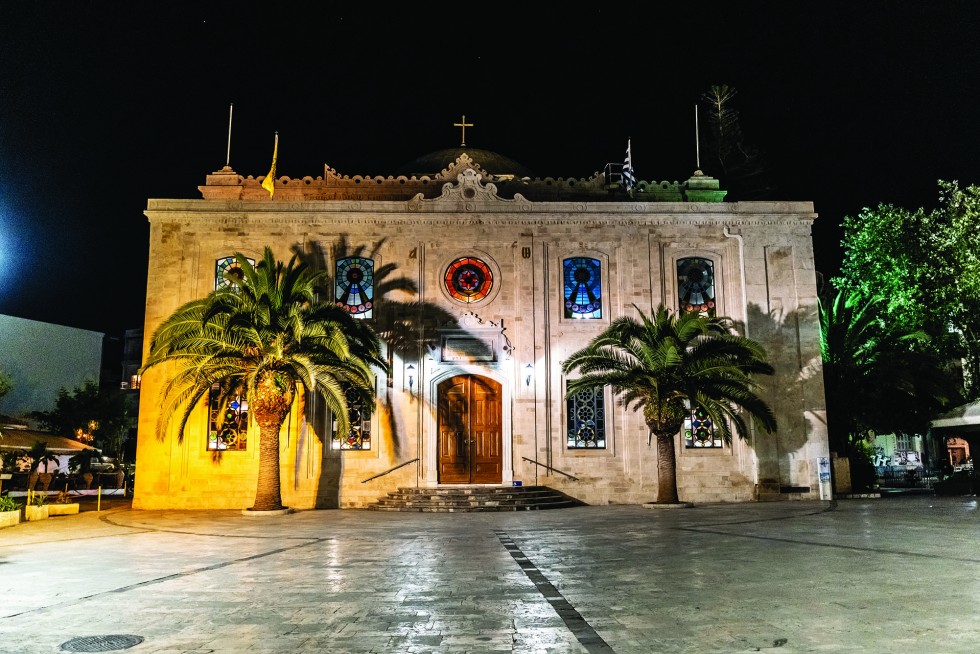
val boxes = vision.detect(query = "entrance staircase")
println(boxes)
[367,486,585,512]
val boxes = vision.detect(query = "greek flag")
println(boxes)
[622,138,637,193]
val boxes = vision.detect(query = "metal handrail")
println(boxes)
[521,457,579,481]
[360,458,419,484]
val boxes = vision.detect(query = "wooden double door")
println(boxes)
[437,375,503,484]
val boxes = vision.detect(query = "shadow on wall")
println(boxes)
[743,302,825,493]
[293,237,488,507]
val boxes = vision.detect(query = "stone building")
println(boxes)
[133,143,829,510]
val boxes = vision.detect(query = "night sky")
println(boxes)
[1,2,978,338]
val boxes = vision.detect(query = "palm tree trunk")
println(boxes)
[252,416,285,511]
[250,375,295,512]
[655,433,680,504]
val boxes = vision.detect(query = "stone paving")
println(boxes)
[0,495,977,653]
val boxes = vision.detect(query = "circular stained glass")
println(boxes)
[445,256,493,303]
[215,256,254,290]
[576,424,597,444]
[576,404,595,423]
[336,257,374,316]
[678,257,716,314]
[564,257,602,318]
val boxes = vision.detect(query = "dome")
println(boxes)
[395,147,535,179]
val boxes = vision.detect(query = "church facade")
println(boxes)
[133,147,829,510]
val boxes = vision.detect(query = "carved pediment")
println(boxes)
[433,311,513,363]
[441,168,502,202]
[435,153,485,180]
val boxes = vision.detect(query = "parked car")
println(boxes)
[89,455,116,472]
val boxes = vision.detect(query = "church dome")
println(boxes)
[395,148,535,179]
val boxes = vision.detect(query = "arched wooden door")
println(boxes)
[437,375,502,484]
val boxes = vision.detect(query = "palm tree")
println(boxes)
[819,290,961,489]
[562,304,777,504]
[140,246,386,511]
[27,440,59,490]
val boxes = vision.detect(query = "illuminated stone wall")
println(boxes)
[134,158,829,509]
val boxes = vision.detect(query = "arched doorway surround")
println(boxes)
[424,367,513,486]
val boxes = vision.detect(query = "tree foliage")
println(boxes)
[26,440,59,474]
[819,290,962,454]
[0,369,12,403]
[141,246,386,511]
[698,84,774,200]
[833,180,980,397]
[32,380,136,459]
[561,305,776,504]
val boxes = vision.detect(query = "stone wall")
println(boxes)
[134,171,829,509]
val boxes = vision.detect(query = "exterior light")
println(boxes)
[406,364,415,393]
[525,363,534,387]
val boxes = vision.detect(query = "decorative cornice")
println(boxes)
[198,153,695,204]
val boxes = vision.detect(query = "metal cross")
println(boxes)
[453,115,473,146]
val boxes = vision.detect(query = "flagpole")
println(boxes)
[694,104,701,170]
[225,103,234,167]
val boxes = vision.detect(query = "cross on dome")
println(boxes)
[453,115,474,146]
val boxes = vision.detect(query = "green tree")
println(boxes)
[140,246,385,511]
[699,84,774,200]
[32,380,136,459]
[833,180,980,396]
[0,369,12,426]
[0,369,12,404]
[819,290,961,489]
[561,305,777,504]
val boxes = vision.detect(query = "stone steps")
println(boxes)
[367,485,585,512]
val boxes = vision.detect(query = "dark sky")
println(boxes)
[2,2,979,337]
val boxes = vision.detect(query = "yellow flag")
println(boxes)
[261,132,278,198]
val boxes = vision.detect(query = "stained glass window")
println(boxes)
[215,256,255,291]
[332,384,372,450]
[207,383,248,451]
[684,405,722,448]
[563,257,602,319]
[445,256,493,303]
[336,257,374,319]
[677,257,716,316]
[566,386,606,449]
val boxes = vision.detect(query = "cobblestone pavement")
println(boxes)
[0,496,977,653]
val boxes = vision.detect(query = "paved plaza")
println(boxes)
[0,495,977,654]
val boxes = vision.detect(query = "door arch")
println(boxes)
[437,375,502,484]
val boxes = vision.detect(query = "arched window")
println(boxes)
[563,257,602,319]
[684,405,721,448]
[332,384,372,450]
[677,257,716,317]
[566,386,606,449]
[336,257,375,319]
[215,255,255,291]
[207,383,248,451]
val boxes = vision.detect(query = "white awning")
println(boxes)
[931,400,980,431]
